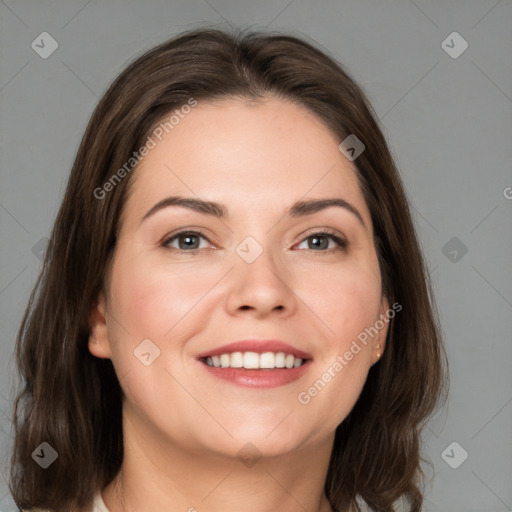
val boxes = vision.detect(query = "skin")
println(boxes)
[89,96,389,512]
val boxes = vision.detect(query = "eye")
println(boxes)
[295,230,348,252]
[160,229,348,253]
[161,230,211,251]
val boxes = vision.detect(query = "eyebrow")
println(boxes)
[141,195,366,228]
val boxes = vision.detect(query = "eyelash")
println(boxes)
[160,229,348,253]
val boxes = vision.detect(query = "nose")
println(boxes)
[224,244,298,319]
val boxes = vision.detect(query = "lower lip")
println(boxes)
[199,360,312,388]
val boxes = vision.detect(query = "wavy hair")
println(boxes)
[9,28,448,512]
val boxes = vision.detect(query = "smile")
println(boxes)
[202,351,306,370]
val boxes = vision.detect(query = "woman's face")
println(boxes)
[90,97,389,459]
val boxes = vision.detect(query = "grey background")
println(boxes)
[1,1,511,511]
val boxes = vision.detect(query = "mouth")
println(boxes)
[196,340,313,388]
[200,351,308,370]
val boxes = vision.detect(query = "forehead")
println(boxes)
[121,97,371,229]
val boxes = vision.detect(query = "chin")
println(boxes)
[210,422,311,459]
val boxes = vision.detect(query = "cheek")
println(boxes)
[108,250,210,340]
[303,259,383,347]
[293,262,382,429]
[105,254,212,436]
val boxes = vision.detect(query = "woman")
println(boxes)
[9,28,448,512]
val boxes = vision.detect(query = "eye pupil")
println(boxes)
[181,234,199,249]
[309,235,328,250]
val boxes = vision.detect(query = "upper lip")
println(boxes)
[196,339,313,360]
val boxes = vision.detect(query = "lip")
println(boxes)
[199,360,313,388]
[196,339,313,360]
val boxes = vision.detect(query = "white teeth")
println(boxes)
[243,352,260,369]
[204,351,305,369]
[230,352,243,368]
[259,352,275,368]
[275,352,286,368]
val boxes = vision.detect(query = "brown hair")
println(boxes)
[9,27,448,512]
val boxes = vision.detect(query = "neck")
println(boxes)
[102,406,335,512]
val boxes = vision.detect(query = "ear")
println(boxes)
[88,291,112,359]
[371,295,390,366]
